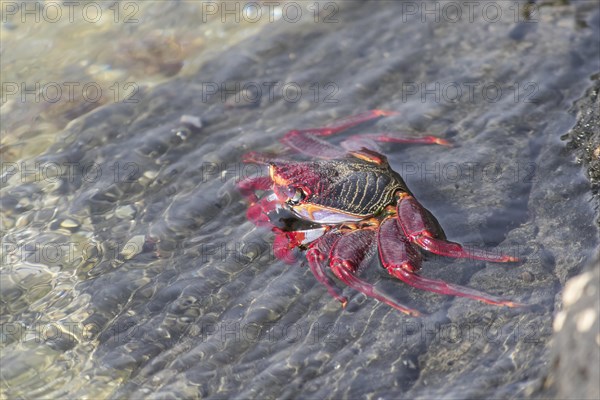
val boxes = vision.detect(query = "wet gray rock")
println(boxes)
[531,78,600,399]
[539,79,600,400]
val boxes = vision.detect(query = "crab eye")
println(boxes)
[286,187,305,205]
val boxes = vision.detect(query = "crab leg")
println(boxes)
[245,193,281,227]
[378,218,522,308]
[338,134,450,154]
[330,229,422,316]
[306,231,348,306]
[397,194,519,262]
[242,151,291,165]
[280,134,347,159]
[299,110,398,136]
[279,110,397,159]
[341,134,450,153]
[279,111,450,159]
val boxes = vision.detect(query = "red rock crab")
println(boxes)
[238,110,522,316]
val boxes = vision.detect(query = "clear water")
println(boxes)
[1,1,599,398]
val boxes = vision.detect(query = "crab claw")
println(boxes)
[273,230,299,264]
[245,193,281,227]
[246,203,272,227]
[272,227,329,265]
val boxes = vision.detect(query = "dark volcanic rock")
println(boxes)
[562,81,600,199]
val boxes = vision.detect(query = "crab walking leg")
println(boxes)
[280,133,347,159]
[300,110,399,136]
[342,133,451,150]
[397,194,520,262]
[379,218,523,308]
[330,229,422,316]
[279,110,397,159]
[306,231,348,306]
[279,110,450,158]
[242,151,291,165]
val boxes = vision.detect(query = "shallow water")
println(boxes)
[1,1,599,398]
